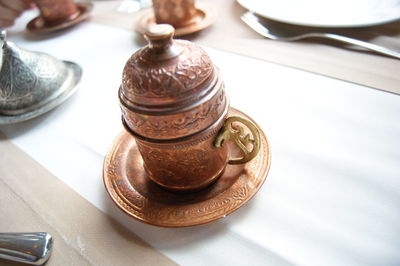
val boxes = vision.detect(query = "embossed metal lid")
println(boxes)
[0,29,82,121]
[119,24,217,114]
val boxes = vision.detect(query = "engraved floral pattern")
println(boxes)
[103,109,271,227]
[138,147,210,186]
[122,41,213,98]
[0,41,67,114]
[123,89,226,138]
[0,54,36,102]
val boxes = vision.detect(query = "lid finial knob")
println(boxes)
[144,24,175,50]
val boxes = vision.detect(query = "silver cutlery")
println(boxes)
[241,11,400,60]
[0,232,53,265]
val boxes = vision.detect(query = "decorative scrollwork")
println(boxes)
[122,89,226,139]
[214,116,260,165]
[122,41,213,98]
[0,45,37,104]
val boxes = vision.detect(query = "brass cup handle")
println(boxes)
[214,116,261,165]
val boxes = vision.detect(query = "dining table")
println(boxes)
[1,0,399,265]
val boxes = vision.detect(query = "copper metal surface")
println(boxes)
[27,3,93,33]
[136,3,217,37]
[124,106,229,192]
[153,0,197,28]
[120,24,231,191]
[121,85,226,140]
[119,24,261,192]
[120,24,224,140]
[33,0,79,26]
[103,108,271,227]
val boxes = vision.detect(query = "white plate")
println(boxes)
[237,0,400,27]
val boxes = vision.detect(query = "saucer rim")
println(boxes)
[103,107,271,228]
[136,3,218,37]
[26,2,93,34]
[0,61,82,125]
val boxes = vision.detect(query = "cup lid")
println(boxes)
[0,30,76,116]
[119,24,217,114]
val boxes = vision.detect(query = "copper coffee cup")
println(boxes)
[120,24,260,192]
[33,0,79,26]
[152,0,197,28]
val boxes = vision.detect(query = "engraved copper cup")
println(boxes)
[152,0,197,28]
[33,0,79,26]
[120,24,260,192]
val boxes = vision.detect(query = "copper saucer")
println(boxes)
[27,3,93,34]
[135,3,217,37]
[103,108,271,227]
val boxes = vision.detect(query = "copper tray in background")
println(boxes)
[27,3,93,34]
[135,3,217,37]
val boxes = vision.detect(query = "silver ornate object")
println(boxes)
[0,232,53,265]
[0,30,82,124]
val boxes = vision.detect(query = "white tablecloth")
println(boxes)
[2,9,400,266]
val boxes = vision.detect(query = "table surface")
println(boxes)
[2,8,400,266]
